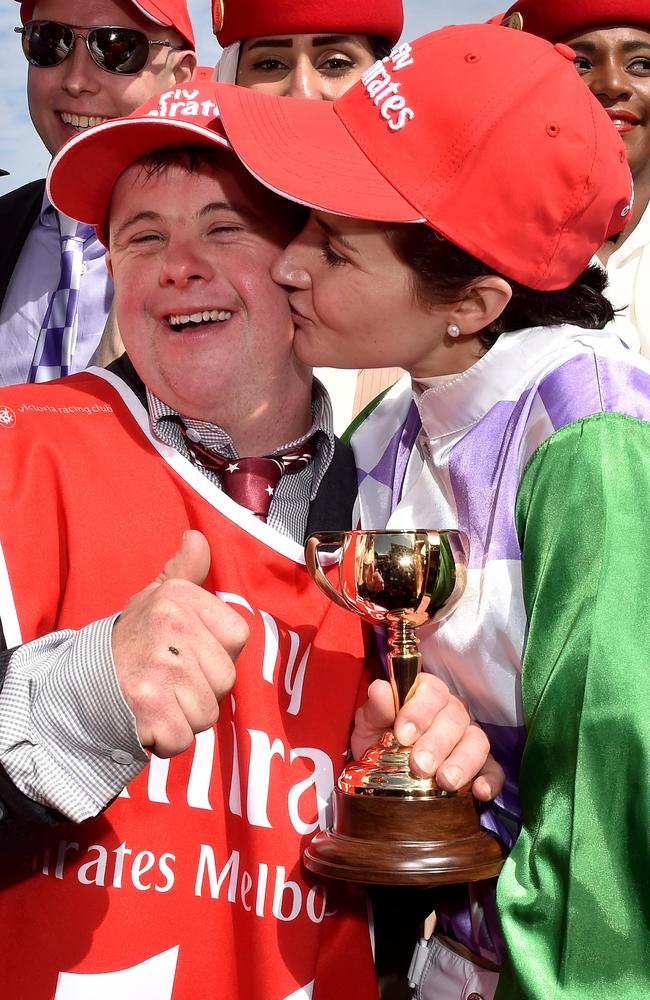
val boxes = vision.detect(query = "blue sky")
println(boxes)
[0,0,498,191]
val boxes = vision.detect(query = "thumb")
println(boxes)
[154,529,212,588]
[351,679,395,760]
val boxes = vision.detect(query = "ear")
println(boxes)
[448,276,512,336]
[171,49,198,83]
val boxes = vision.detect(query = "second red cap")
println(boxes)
[213,0,404,49]
[216,24,632,290]
[497,1,650,40]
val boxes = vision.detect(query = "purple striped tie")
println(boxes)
[29,214,95,383]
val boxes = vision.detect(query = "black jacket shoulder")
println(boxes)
[0,178,45,307]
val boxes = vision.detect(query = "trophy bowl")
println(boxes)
[304,530,505,886]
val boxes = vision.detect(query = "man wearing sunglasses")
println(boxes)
[0,0,196,386]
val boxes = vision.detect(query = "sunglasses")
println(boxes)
[15,20,184,75]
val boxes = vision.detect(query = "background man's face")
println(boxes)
[106,155,309,432]
[27,0,195,156]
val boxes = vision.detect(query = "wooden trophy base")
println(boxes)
[304,786,506,886]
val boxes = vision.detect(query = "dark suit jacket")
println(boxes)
[0,357,358,845]
[0,179,44,308]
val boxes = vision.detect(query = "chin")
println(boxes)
[295,346,347,370]
[294,345,320,367]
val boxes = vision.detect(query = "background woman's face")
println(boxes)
[236,33,378,100]
[563,25,650,178]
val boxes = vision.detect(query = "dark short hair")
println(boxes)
[368,35,392,59]
[386,223,614,350]
[139,145,220,175]
[107,144,308,239]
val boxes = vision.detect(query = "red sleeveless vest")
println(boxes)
[0,372,378,1000]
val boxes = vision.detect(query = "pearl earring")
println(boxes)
[447,323,461,338]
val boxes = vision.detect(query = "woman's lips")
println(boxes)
[606,109,642,133]
[289,303,311,324]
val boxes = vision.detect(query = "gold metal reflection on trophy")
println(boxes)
[303,530,505,886]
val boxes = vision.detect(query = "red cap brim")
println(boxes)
[47,118,230,244]
[215,83,423,224]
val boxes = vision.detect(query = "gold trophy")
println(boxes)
[304,530,505,886]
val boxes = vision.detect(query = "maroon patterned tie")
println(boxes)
[182,431,316,521]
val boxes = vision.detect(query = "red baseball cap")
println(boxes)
[215,23,632,291]
[47,81,229,245]
[17,0,195,49]
[213,0,404,49]
[496,1,650,40]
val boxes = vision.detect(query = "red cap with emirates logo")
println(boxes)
[47,81,229,245]
[16,0,196,48]
[213,0,404,48]
[496,1,650,40]
[216,23,633,291]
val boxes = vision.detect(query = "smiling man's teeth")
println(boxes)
[61,113,109,129]
[169,310,232,327]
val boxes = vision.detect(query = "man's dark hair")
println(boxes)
[386,223,614,350]
[107,144,308,238]
[138,145,229,177]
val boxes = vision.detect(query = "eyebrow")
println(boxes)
[112,201,260,242]
[112,209,160,243]
[246,34,358,51]
[570,38,650,53]
[621,39,650,52]
[314,215,360,253]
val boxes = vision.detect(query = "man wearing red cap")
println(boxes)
[0,79,501,999]
[0,0,196,386]
[496,1,650,358]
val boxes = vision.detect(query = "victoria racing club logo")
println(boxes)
[0,405,16,428]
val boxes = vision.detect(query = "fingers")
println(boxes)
[351,672,503,802]
[126,628,239,757]
[472,753,506,802]
[392,675,493,793]
[176,578,250,662]
[112,531,250,758]
[393,673,452,748]
[416,720,489,789]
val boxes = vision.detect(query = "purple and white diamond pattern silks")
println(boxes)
[29,215,95,384]
[350,323,650,962]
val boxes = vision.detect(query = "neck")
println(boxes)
[598,163,650,264]
[191,368,314,456]
[408,334,484,380]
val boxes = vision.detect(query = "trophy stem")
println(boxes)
[387,619,421,716]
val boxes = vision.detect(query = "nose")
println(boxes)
[590,57,632,104]
[60,35,102,96]
[160,238,215,288]
[272,242,312,289]
[285,57,325,100]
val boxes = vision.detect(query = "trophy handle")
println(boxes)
[305,532,351,611]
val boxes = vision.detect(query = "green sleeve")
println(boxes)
[495,412,650,1000]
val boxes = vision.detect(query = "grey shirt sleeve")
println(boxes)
[0,615,148,823]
